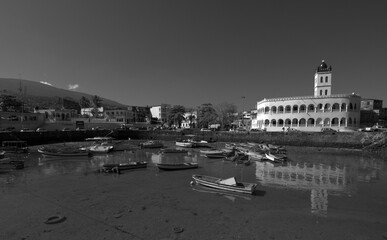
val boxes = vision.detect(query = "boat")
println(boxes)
[139,140,164,148]
[191,174,257,195]
[85,137,115,142]
[245,151,265,161]
[38,147,91,157]
[200,149,224,155]
[101,161,148,173]
[265,152,285,163]
[86,137,115,153]
[156,162,198,170]
[88,143,114,153]
[1,141,28,153]
[224,151,239,161]
[160,148,188,154]
[175,140,194,148]
[205,153,225,158]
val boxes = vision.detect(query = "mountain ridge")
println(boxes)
[0,78,129,109]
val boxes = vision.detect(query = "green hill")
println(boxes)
[0,78,128,111]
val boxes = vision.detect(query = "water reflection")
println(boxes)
[150,151,198,164]
[255,154,384,217]
[0,144,386,217]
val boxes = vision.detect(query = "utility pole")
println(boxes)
[19,77,24,129]
[241,96,246,128]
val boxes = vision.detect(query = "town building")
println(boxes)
[360,98,384,127]
[150,104,171,124]
[252,60,361,132]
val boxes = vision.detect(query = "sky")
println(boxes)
[1,0,387,111]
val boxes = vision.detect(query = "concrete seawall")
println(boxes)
[1,129,383,151]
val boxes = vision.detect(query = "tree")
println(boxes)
[92,95,102,108]
[167,105,186,128]
[197,103,218,129]
[92,95,103,118]
[63,97,81,112]
[215,102,238,130]
[79,96,91,108]
[0,94,22,112]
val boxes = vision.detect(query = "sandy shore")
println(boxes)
[1,144,386,240]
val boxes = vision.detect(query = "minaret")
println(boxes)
[314,60,332,97]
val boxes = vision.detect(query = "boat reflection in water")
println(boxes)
[255,155,384,217]
[150,150,197,165]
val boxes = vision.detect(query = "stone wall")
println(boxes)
[0,129,381,150]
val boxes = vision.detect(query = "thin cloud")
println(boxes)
[40,81,53,86]
[68,84,79,90]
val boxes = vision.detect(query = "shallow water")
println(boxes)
[1,141,387,239]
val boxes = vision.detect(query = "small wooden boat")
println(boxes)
[265,152,285,163]
[200,149,224,155]
[205,153,225,158]
[38,147,91,157]
[175,140,193,148]
[160,148,188,154]
[245,151,265,161]
[101,161,148,173]
[88,144,114,153]
[1,141,28,153]
[192,174,257,195]
[140,140,164,148]
[157,162,198,170]
[224,151,238,161]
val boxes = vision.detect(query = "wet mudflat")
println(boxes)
[0,142,387,240]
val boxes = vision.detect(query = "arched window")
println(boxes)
[349,103,353,111]
[308,104,315,112]
[285,119,291,126]
[331,118,339,126]
[299,105,306,113]
[324,103,331,112]
[292,105,298,113]
[340,118,346,126]
[271,119,277,126]
[307,118,315,127]
[271,106,277,114]
[348,117,352,126]
[292,118,298,126]
[323,118,330,126]
[332,103,340,111]
[264,107,270,114]
[285,105,291,113]
[320,76,323,83]
[325,76,328,82]
[316,118,323,126]
[325,90,328,95]
[320,90,322,96]
[278,119,284,126]
[317,103,323,112]
[354,103,357,110]
[341,103,346,112]
[278,106,284,114]
[264,119,270,126]
[299,118,306,127]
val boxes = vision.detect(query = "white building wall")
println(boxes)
[254,94,361,132]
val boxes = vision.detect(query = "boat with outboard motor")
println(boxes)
[191,174,257,195]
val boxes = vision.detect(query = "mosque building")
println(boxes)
[252,60,361,132]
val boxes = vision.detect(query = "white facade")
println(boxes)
[252,61,361,132]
